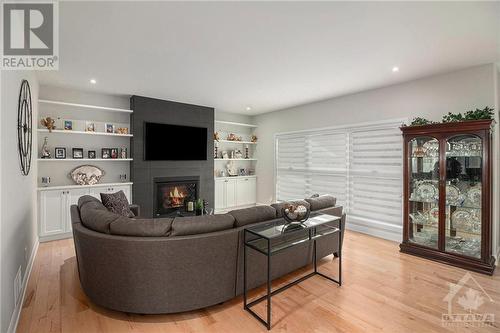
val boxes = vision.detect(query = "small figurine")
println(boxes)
[41,137,51,158]
[40,117,56,132]
[234,149,243,159]
[214,131,220,142]
[251,134,258,143]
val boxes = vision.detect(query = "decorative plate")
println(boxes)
[69,165,105,185]
[429,207,439,224]
[415,183,437,201]
[451,209,472,231]
[466,186,481,207]
[446,185,461,204]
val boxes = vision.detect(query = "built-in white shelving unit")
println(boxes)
[37,94,133,242]
[214,118,258,212]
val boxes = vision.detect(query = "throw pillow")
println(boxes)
[100,190,135,217]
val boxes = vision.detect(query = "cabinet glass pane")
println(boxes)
[445,135,482,258]
[408,137,439,249]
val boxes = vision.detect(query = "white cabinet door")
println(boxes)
[215,180,226,209]
[66,188,89,232]
[237,178,257,206]
[226,179,237,208]
[39,190,66,237]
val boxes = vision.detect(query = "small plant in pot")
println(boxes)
[195,198,204,216]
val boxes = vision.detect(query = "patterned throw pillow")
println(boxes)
[100,190,135,218]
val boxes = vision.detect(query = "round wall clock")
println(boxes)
[17,80,33,176]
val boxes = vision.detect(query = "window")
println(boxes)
[275,120,403,228]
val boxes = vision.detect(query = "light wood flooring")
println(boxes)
[17,231,500,333]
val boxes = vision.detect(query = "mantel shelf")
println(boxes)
[39,99,132,113]
[38,158,133,162]
[37,129,133,137]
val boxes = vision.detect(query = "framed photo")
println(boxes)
[54,147,66,159]
[111,148,119,159]
[72,148,84,159]
[101,148,111,159]
[88,150,96,159]
[105,123,114,133]
[64,120,73,130]
[86,121,95,132]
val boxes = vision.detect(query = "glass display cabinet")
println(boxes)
[400,120,495,275]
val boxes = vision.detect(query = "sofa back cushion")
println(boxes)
[78,195,125,234]
[229,206,277,227]
[305,195,337,211]
[271,200,311,218]
[170,214,235,236]
[110,217,173,237]
[100,190,135,217]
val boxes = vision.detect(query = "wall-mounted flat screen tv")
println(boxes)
[144,122,207,160]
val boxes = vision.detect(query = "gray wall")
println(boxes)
[130,96,214,217]
[1,72,39,333]
[253,64,498,246]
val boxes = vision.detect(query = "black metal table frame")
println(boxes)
[243,220,342,330]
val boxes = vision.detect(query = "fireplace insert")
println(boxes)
[153,176,199,217]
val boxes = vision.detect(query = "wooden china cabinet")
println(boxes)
[400,119,495,275]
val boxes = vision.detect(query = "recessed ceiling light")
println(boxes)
[245,106,252,111]
[392,66,399,73]
[90,79,97,84]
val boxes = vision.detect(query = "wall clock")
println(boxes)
[17,80,33,176]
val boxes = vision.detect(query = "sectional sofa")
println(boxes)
[71,195,345,314]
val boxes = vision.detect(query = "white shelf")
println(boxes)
[215,158,257,161]
[39,99,132,113]
[215,175,257,180]
[38,158,133,162]
[215,140,257,145]
[38,182,133,191]
[37,129,133,137]
[215,120,257,128]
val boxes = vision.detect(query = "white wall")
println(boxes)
[0,71,39,333]
[495,66,500,259]
[253,64,498,243]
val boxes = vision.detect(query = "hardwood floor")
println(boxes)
[17,231,500,333]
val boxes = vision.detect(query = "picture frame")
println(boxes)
[88,150,96,159]
[64,120,73,130]
[101,148,111,159]
[105,123,114,133]
[86,121,95,132]
[54,147,66,159]
[111,148,119,159]
[72,148,84,159]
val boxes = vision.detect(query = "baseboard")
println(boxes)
[39,232,72,243]
[346,216,402,243]
[7,239,39,333]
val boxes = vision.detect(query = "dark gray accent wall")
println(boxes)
[130,96,214,218]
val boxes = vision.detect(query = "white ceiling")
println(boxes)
[38,1,500,115]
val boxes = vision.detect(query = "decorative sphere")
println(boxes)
[283,204,310,223]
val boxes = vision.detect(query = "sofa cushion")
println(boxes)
[305,195,337,211]
[170,214,235,236]
[271,200,311,218]
[229,206,277,227]
[78,195,107,212]
[80,204,125,234]
[110,217,173,237]
[100,190,135,217]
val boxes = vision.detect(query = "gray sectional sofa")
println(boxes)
[71,195,345,314]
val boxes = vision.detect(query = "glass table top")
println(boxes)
[245,214,341,240]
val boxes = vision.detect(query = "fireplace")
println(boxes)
[153,176,199,217]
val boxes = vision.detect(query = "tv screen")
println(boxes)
[144,122,207,160]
